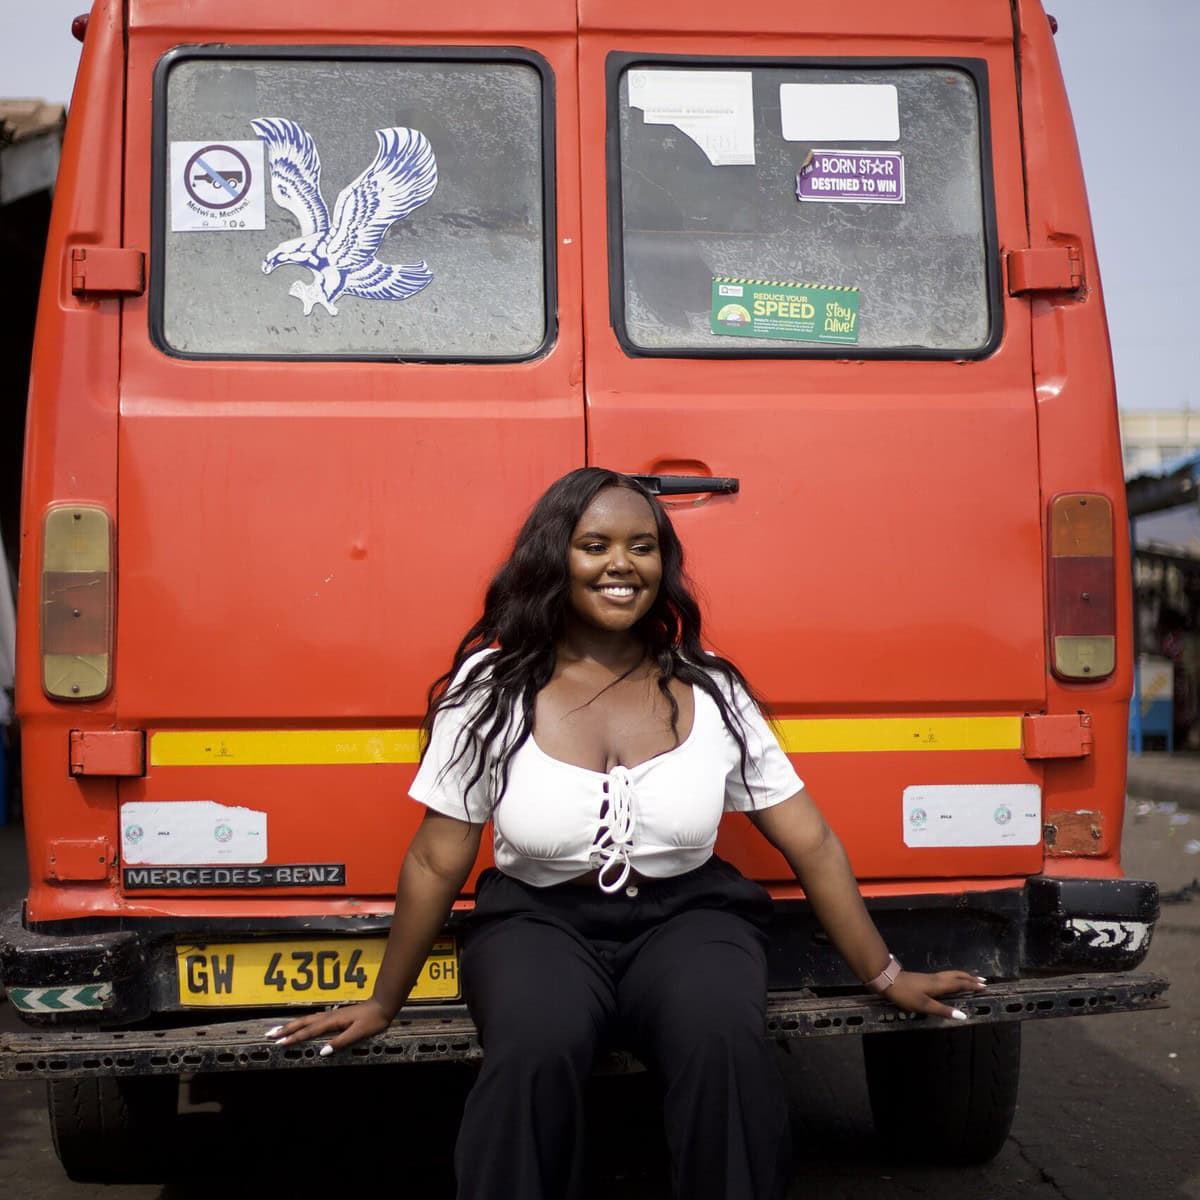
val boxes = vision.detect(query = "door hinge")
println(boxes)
[1007,246,1084,295]
[1022,712,1094,759]
[70,246,145,296]
[70,729,146,777]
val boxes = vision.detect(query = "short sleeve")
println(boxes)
[719,675,805,812]
[408,651,497,825]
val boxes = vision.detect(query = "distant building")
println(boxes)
[1120,409,1200,477]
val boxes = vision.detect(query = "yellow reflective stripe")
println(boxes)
[150,730,423,767]
[151,716,1022,766]
[774,717,1022,754]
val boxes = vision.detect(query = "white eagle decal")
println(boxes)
[250,117,438,316]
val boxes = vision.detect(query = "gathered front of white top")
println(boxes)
[409,651,804,892]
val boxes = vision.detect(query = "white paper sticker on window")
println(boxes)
[628,69,755,166]
[121,801,268,864]
[902,784,1042,848]
[170,139,266,231]
[779,84,900,143]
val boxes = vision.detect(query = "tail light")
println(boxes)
[41,505,114,700]
[1048,493,1115,680]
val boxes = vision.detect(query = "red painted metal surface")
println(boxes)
[15,0,1132,925]
[45,838,113,882]
[1012,0,1131,875]
[69,246,145,295]
[16,0,127,919]
[1007,245,1083,295]
[69,730,146,777]
[1021,713,1093,760]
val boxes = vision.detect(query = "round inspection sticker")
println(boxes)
[184,144,253,210]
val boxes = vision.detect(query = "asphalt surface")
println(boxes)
[0,782,1197,1199]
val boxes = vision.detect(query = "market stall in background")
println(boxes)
[1127,450,1200,753]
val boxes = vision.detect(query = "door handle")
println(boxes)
[630,474,740,496]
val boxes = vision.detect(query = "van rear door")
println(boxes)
[581,4,1046,883]
[113,16,582,902]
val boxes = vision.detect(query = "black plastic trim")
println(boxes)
[1026,875,1160,921]
[605,52,1004,362]
[149,44,558,364]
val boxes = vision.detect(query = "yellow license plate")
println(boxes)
[175,937,459,1007]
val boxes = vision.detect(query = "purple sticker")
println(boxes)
[796,150,905,204]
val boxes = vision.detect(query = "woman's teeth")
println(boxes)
[598,585,635,597]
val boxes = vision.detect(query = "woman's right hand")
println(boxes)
[265,997,394,1056]
[263,812,482,1058]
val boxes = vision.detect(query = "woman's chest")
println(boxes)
[533,672,695,774]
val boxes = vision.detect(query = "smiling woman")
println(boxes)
[565,486,664,634]
[270,466,986,1200]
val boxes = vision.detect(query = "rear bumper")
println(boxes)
[0,972,1170,1080]
[767,874,1159,990]
[0,874,1161,1027]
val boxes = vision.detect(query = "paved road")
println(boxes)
[1,795,1197,1199]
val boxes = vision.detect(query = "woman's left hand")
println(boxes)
[882,970,987,1020]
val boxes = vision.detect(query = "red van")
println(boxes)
[2,0,1164,1181]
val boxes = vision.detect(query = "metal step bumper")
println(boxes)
[0,971,1168,1080]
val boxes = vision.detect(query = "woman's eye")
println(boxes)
[583,543,606,553]
[632,544,657,555]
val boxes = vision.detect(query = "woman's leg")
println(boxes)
[616,909,792,1200]
[456,914,616,1200]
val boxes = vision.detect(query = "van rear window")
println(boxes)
[611,60,998,358]
[154,51,551,360]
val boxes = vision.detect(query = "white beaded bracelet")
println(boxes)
[863,954,902,993]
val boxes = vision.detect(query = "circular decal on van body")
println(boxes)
[183,144,254,211]
[214,822,234,843]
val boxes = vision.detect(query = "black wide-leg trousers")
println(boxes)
[454,858,792,1200]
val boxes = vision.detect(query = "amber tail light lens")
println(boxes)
[1048,493,1116,680]
[41,505,113,700]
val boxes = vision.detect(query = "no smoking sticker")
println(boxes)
[170,139,265,231]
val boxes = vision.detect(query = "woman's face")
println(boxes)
[565,487,663,635]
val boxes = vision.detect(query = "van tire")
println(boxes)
[47,1075,178,1183]
[863,1022,1021,1164]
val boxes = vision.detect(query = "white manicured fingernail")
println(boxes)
[950,1009,968,1021]
[265,1026,283,1038]
[319,1044,334,1057]
[975,977,988,984]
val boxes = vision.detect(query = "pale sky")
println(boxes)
[2,0,1196,412]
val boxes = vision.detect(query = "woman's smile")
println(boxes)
[594,582,638,601]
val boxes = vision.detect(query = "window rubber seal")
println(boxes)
[148,44,558,364]
[604,51,1004,362]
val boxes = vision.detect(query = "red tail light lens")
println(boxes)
[41,505,114,700]
[1048,494,1116,680]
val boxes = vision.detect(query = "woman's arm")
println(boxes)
[268,809,484,1052]
[749,790,985,1018]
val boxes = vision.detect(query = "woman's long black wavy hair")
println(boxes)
[421,467,766,802]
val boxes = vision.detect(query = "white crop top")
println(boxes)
[409,651,804,892]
